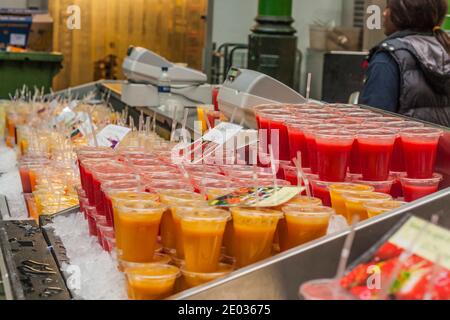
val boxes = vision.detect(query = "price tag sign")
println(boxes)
[91,125,131,149]
[203,122,243,146]
[209,186,304,208]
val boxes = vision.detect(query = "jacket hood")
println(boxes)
[396,34,450,95]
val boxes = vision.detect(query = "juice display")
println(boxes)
[279,206,334,251]
[329,183,375,217]
[364,201,407,218]
[180,263,234,290]
[177,207,231,272]
[358,129,396,181]
[230,208,283,268]
[401,128,443,179]
[116,201,166,263]
[125,264,180,300]
[342,192,392,223]
[400,173,443,202]
[315,130,354,182]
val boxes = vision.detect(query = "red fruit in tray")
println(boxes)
[374,242,404,262]
[395,268,430,300]
[340,263,372,289]
[432,270,450,300]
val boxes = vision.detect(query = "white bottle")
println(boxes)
[158,67,171,108]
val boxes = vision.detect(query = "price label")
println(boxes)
[203,122,243,145]
[91,125,131,149]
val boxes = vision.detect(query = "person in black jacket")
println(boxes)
[360,0,450,127]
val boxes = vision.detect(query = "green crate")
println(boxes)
[0,51,63,99]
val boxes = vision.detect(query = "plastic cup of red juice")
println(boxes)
[286,119,321,168]
[344,123,380,175]
[303,124,339,174]
[352,176,396,196]
[256,108,288,146]
[309,179,336,207]
[400,128,443,179]
[366,116,405,125]
[101,180,140,227]
[390,172,404,199]
[388,121,425,172]
[266,114,292,162]
[91,163,134,213]
[254,104,282,128]
[400,173,443,202]
[357,129,397,181]
[315,130,354,182]
[345,111,384,123]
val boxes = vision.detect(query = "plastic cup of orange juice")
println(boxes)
[230,208,283,268]
[329,183,375,219]
[279,206,334,251]
[364,201,407,218]
[180,263,234,290]
[159,191,207,256]
[124,264,180,300]
[342,192,392,223]
[118,254,172,272]
[108,192,160,250]
[284,195,323,207]
[116,201,167,263]
[175,207,231,273]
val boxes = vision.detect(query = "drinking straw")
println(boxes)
[306,73,312,101]
[230,106,237,124]
[332,215,360,299]
[170,106,178,142]
[378,214,439,300]
[129,116,135,132]
[139,111,144,133]
[205,108,212,132]
[153,110,157,132]
[87,109,99,147]
[253,164,261,203]
[268,144,278,189]
[294,151,312,197]
[181,108,189,144]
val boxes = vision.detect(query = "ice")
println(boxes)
[327,215,349,235]
[0,144,28,220]
[49,214,128,300]
[0,144,17,173]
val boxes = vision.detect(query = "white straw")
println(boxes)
[306,73,312,101]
